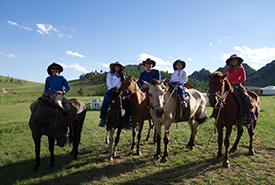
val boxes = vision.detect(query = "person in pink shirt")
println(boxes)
[225,54,256,120]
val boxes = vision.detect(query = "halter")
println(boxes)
[120,81,141,98]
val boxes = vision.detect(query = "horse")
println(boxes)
[208,71,260,168]
[29,97,86,171]
[106,87,126,160]
[119,76,155,155]
[145,79,208,162]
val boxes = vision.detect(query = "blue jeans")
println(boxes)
[100,90,132,120]
[171,82,186,101]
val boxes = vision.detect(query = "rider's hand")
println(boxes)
[56,91,63,94]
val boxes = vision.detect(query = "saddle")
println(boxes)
[38,96,68,115]
[232,91,252,127]
[168,83,191,123]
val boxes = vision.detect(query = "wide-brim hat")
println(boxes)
[47,62,63,75]
[110,61,125,71]
[226,54,244,65]
[142,58,156,67]
[173,59,186,70]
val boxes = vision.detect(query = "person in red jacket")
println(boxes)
[225,54,256,120]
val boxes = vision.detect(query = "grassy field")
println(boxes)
[0,76,274,184]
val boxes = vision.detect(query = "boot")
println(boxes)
[99,120,106,127]
[124,121,131,129]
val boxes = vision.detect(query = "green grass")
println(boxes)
[0,76,274,184]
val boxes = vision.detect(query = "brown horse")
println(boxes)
[208,72,260,168]
[29,97,86,171]
[120,76,155,155]
[145,79,208,162]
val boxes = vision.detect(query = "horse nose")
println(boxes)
[155,107,164,118]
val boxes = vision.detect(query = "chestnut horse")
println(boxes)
[208,72,260,168]
[119,76,154,155]
[145,79,208,162]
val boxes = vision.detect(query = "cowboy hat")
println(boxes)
[47,62,63,75]
[173,59,186,70]
[226,54,244,65]
[142,58,156,67]
[110,61,125,71]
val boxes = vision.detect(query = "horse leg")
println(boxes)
[161,123,171,163]
[248,121,256,156]
[223,126,233,168]
[131,122,137,151]
[154,123,162,160]
[113,127,122,158]
[146,119,153,141]
[215,124,223,163]
[72,122,83,160]
[136,121,144,155]
[48,136,55,168]
[186,119,198,150]
[32,133,41,171]
[108,128,114,160]
[230,125,243,154]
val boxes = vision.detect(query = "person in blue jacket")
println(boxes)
[138,58,161,92]
[30,62,71,112]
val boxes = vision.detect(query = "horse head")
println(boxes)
[146,79,168,118]
[54,115,69,147]
[208,71,233,108]
[107,87,125,127]
[119,76,139,96]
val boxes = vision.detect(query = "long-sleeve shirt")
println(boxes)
[170,69,188,84]
[225,66,246,85]
[106,72,124,90]
[44,75,70,93]
[138,69,161,86]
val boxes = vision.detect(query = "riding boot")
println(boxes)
[99,120,106,127]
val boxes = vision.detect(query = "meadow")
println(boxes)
[0,76,274,185]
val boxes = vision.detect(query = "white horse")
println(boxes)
[145,79,208,162]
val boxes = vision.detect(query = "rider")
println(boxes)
[225,54,257,120]
[99,61,131,128]
[138,58,161,92]
[170,59,188,107]
[30,62,71,113]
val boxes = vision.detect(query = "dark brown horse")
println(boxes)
[208,72,260,168]
[120,76,155,155]
[105,87,126,160]
[29,97,86,171]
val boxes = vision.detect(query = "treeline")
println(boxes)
[75,67,208,96]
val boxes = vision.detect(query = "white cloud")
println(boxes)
[36,23,58,35]
[59,33,64,38]
[187,58,192,61]
[66,50,85,58]
[59,63,88,73]
[223,46,275,70]
[0,52,4,55]
[7,20,32,31]
[68,34,72,38]
[7,54,15,58]
[98,62,109,68]
[209,42,213,47]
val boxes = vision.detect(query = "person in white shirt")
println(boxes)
[170,59,188,107]
[99,61,131,128]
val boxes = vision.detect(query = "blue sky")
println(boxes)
[1,0,275,83]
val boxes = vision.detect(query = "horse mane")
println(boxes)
[151,79,160,86]
[38,96,64,111]
[212,71,234,92]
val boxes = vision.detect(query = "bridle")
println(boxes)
[208,80,230,109]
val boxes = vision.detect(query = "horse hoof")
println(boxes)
[154,155,160,161]
[73,156,78,160]
[136,151,142,156]
[249,151,255,156]
[160,157,168,163]
[223,163,230,168]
